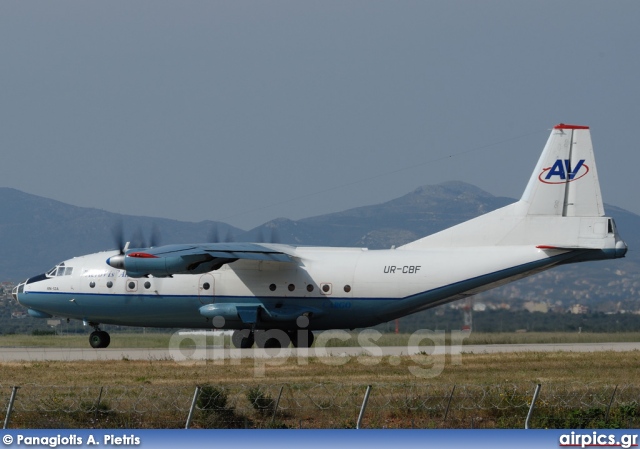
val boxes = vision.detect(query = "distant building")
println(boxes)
[472,302,487,312]
[523,301,549,313]
[570,304,590,314]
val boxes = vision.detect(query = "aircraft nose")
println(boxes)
[12,280,27,305]
[615,239,628,258]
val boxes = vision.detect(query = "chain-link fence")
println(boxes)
[2,382,638,429]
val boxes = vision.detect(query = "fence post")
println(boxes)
[524,384,542,429]
[356,385,372,429]
[443,385,456,422]
[3,386,20,430]
[270,386,284,426]
[94,386,104,418]
[185,386,201,430]
[605,385,618,425]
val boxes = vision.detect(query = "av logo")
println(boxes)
[539,159,589,184]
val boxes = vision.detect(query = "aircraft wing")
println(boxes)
[107,242,299,277]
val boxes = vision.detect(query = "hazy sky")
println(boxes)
[2,1,639,230]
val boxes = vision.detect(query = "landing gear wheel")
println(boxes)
[291,330,314,348]
[255,329,290,349]
[232,329,255,349]
[89,330,111,349]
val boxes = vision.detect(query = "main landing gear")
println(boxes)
[89,324,111,349]
[231,329,314,349]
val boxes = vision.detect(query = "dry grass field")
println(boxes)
[0,350,638,386]
[1,333,638,429]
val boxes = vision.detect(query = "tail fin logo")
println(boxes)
[539,159,589,184]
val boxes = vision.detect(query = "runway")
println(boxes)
[0,342,638,362]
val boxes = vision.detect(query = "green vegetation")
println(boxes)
[197,384,244,428]
[247,387,275,415]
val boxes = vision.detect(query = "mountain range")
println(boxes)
[1,184,637,311]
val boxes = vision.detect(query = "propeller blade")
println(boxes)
[149,223,161,247]
[112,220,125,255]
[130,227,146,249]
[208,224,221,243]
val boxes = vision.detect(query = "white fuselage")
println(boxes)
[17,244,576,331]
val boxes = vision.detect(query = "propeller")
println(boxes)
[112,220,126,255]
[208,223,236,243]
[111,221,162,254]
[130,227,146,249]
[208,223,221,243]
[255,227,280,244]
[149,223,161,247]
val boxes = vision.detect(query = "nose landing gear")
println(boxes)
[231,329,255,348]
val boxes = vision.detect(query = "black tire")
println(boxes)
[291,329,314,348]
[89,330,111,349]
[263,337,281,349]
[232,329,254,349]
[255,329,290,349]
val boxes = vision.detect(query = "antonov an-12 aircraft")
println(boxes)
[14,124,627,349]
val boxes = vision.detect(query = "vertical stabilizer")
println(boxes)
[520,124,604,217]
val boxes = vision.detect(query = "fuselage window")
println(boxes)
[144,281,151,289]
[307,284,314,292]
[269,284,276,291]
[288,284,295,292]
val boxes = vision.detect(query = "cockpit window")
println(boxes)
[46,263,74,277]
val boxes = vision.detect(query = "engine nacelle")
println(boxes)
[107,252,233,277]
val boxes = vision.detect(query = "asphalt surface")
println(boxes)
[0,342,638,362]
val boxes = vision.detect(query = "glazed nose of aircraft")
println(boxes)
[616,239,628,258]
[12,273,49,306]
